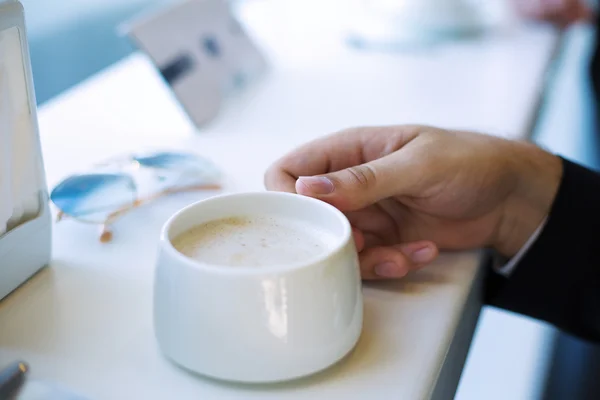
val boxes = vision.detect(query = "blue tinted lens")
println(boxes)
[132,152,220,189]
[133,152,219,174]
[50,173,136,222]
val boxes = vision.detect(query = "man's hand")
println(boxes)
[265,126,562,280]
[513,0,594,26]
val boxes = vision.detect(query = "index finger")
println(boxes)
[264,128,366,193]
[264,125,421,193]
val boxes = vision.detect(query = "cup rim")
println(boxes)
[160,191,353,275]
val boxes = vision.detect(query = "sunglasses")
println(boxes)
[50,151,221,242]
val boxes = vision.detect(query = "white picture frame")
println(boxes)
[123,0,268,128]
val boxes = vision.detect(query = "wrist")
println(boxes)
[495,142,563,258]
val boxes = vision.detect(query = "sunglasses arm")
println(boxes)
[99,183,221,243]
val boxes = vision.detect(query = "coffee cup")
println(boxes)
[154,191,363,383]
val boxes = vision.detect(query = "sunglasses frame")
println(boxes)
[52,153,221,242]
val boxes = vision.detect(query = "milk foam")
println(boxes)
[171,215,338,267]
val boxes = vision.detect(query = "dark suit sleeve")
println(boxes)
[485,158,600,343]
[591,20,599,109]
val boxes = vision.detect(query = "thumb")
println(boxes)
[295,154,411,211]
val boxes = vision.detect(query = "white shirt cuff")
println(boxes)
[493,217,548,277]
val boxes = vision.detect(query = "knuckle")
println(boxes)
[264,164,289,191]
[263,163,278,182]
[263,170,275,189]
[346,165,377,189]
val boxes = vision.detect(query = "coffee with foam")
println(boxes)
[171,215,338,267]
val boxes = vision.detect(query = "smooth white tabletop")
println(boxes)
[0,1,560,399]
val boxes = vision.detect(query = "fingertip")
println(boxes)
[296,176,334,196]
[359,246,412,280]
[397,241,439,265]
[373,262,409,279]
[295,175,370,212]
[295,178,310,196]
[358,242,440,280]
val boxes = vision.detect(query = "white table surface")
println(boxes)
[0,1,561,399]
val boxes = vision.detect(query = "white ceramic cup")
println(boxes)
[154,192,363,383]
